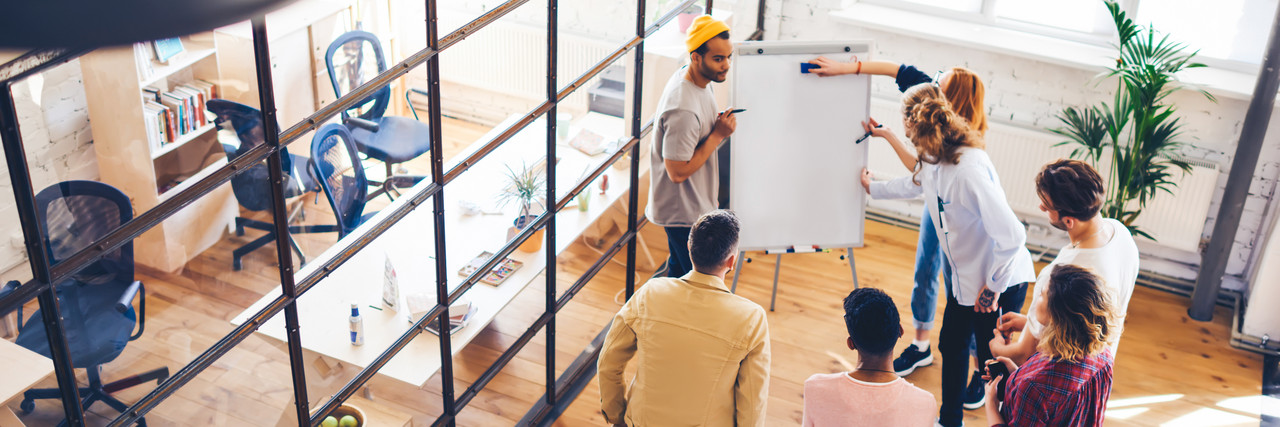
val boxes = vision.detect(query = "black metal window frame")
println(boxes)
[0,0,765,425]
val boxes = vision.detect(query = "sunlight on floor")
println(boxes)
[1106,407,1149,420]
[1216,395,1280,416]
[1107,394,1184,408]
[1160,408,1259,426]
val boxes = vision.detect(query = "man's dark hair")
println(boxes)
[1036,159,1105,221]
[689,209,739,272]
[842,288,900,355]
[692,31,730,56]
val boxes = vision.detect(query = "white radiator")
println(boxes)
[866,99,1217,253]
[438,12,616,113]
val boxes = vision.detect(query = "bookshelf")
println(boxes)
[140,45,217,88]
[79,32,238,273]
[149,123,216,160]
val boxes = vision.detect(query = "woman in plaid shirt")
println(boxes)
[983,264,1117,427]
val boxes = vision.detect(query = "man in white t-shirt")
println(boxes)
[990,159,1139,365]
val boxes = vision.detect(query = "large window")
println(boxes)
[870,0,1278,70]
[995,0,1112,34]
[1137,0,1276,65]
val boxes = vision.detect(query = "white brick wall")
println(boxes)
[733,0,1280,291]
[0,59,99,284]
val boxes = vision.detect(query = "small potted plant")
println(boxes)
[497,161,547,253]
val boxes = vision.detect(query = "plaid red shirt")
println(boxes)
[998,349,1114,427]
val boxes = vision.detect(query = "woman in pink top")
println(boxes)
[803,288,936,426]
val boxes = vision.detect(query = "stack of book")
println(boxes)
[140,80,218,153]
[132,42,156,81]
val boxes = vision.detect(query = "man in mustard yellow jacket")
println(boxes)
[598,210,771,426]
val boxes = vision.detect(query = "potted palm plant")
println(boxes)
[498,161,547,253]
[1050,0,1216,240]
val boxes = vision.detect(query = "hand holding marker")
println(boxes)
[856,123,883,144]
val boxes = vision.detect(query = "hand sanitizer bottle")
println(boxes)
[349,302,364,346]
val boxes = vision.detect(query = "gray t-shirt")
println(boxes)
[647,67,719,227]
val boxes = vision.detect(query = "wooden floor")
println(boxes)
[3,116,1266,426]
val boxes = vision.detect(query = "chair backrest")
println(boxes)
[207,99,295,212]
[324,30,390,122]
[310,124,368,237]
[22,181,138,366]
[34,180,133,285]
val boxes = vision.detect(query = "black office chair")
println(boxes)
[325,30,432,201]
[206,99,340,270]
[0,181,169,426]
[310,124,379,238]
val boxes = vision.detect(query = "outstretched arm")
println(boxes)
[863,118,918,172]
[808,57,902,77]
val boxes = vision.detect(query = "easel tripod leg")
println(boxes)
[848,247,859,288]
[771,253,782,311]
[730,250,746,293]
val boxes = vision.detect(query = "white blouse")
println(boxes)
[869,147,1035,305]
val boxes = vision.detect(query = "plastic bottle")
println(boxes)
[349,302,364,346]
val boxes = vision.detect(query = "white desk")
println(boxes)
[1,339,53,427]
[232,113,631,386]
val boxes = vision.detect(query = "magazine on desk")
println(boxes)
[423,299,478,336]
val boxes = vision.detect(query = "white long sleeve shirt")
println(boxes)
[869,147,1035,305]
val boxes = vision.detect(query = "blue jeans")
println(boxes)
[664,226,692,278]
[911,207,947,330]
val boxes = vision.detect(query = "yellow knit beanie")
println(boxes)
[685,15,729,53]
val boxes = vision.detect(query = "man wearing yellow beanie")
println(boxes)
[645,14,739,281]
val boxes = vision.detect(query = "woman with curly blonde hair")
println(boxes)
[809,58,1006,406]
[860,83,1035,427]
[984,264,1117,427]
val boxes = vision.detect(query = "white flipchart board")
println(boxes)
[729,41,872,251]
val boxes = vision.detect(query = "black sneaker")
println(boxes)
[892,344,933,376]
[963,371,986,409]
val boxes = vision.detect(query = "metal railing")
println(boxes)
[0,0,767,425]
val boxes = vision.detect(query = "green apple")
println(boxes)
[338,415,358,427]
[320,416,338,427]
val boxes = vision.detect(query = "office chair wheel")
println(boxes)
[19,397,33,414]
[235,224,245,236]
[233,258,243,271]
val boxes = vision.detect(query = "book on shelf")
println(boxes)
[151,38,185,63]
[133,43,155,81]
[189,79,218,102]
[142,86,161,103]
[142,103,162,152]
[159,93,186,134]
[144,100,176,144]
[140,78,222,155]
[174,84,207,125]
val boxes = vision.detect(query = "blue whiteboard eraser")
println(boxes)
[800,63,819,74]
